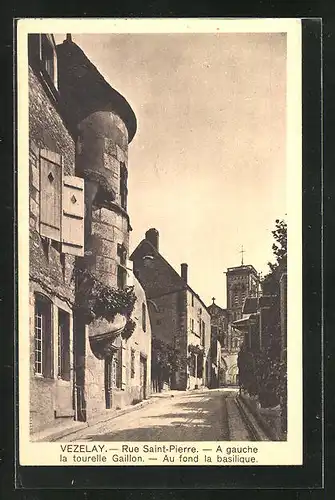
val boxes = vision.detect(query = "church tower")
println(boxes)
[226,264,260,322]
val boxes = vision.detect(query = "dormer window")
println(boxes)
[28,34,58,91]
[41,35,55,84]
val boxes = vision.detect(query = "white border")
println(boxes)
[17,18,302,466]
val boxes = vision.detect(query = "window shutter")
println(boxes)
[121,343,127,390]
[39,149,62,241]
[61,176,85,256]
[126,259,134,286]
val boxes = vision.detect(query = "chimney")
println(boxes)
[181,263,188,283]
[145,228,159,251]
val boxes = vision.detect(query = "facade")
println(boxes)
[225,264,261,385]
[226,265,260,322]
[207,300,226,387]
[206,264,261,387]
[131,229,211,391]
[28,34,151,436]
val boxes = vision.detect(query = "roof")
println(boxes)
[131,238,210,313]
[56,37,137,142]
[242,295,278,315]
[232,314,258,331]
[243,297,258,314]
[208,301,226,311]
[259,295,277,308]
[226,264,258,276]
[207,302,227,316]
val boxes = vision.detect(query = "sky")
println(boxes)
[54,32,287,308]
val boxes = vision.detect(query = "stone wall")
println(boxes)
[29,66,76,434]
[221,352,239,385]
[29,68,75,175]
[83,275,151,418]
[186,290,211,389]
[121,277,152,405]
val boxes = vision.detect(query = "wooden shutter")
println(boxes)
[126,259,134,286]
[39,149,62,241]
[121,341,127,389]
[61,176,85,256]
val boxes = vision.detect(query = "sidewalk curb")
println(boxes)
[32,397,156,442]
[32,388,208,442]
[31,421,88,443]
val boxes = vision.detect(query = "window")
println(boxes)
[119,162,128,210]
[38,149,85,256]
[156,319,162,326]
[142,303,147,332]
[111,356,118,387]
[117,243,127,266]
[57,309,70,381]
[111,349,122,389]
[190,318,194,332]
[28,34,58,89]
[191,294,194,307]
[201,320,205,346]
[131,349,135,378]
[34,294,53,377]
[117,265,127,290]
[116,348,122,388]
[41,35,55,85]
[117,243,127,290]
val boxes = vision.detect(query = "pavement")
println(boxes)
[57,388,240,442]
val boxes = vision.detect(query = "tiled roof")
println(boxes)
[243,297,258,314]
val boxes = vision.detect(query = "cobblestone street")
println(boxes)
[58,388,268,442]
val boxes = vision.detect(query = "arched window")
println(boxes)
[142,302,147,332]
[34,293,53,377]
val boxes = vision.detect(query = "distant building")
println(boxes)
[207,264,261,387]
[28,34,150,437]
[207,299,227,387]
[226,264,260,322]
[131,229,211,391]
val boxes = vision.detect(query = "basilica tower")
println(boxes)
[226,264,260,322]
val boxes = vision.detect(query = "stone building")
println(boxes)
[207,299,226,388]
[28,33,151,437]
[226,264,260,322]
[131,229,211,391]
[206,264,261,387]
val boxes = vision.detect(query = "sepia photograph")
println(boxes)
[17,18,302,466]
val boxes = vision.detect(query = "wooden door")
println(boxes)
[105,357,113,409]
[140,355,147,401]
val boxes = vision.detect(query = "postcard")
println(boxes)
[17,17,302,467]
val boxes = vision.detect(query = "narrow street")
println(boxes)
[59,388,269,442]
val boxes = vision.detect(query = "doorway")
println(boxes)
[105,355,116,409]
[140,355,147,401]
